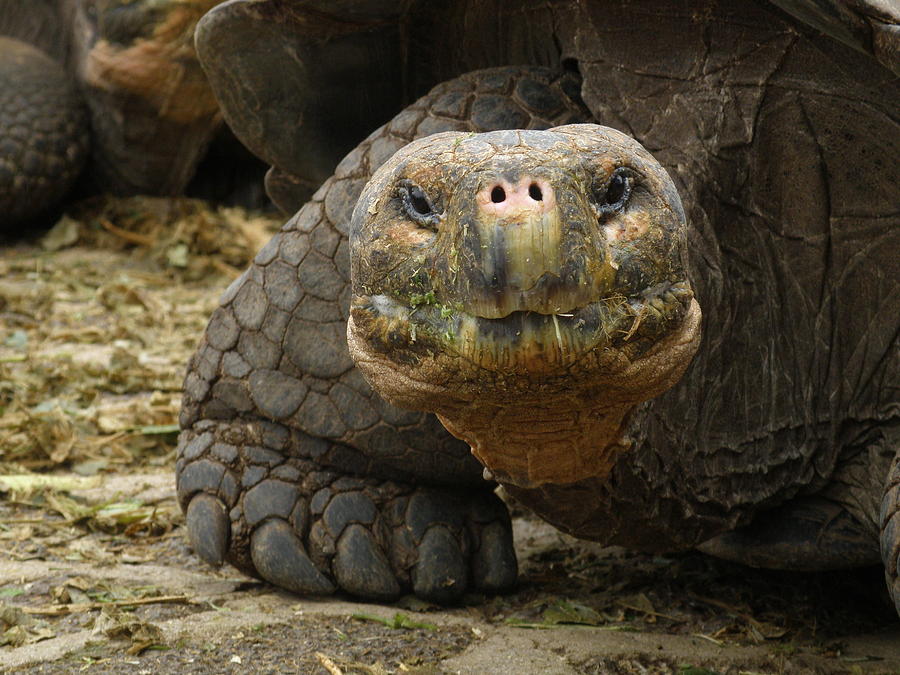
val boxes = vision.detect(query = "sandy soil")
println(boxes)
[1,200,898,674]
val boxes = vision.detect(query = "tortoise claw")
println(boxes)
[333,524,401,601]
[412,525,468,604]
[466,492,518,593]
[471,520,518,593]
[251,519,335,595]
[186,493,230,566]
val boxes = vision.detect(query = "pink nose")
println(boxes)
[476,176,555,219]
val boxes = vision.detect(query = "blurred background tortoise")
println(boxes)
[175,0,899,612]
[0,0,223,230]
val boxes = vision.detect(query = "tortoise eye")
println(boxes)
[595,167,634,217]
[408,185,432,215]
[398,180,441,229]
[605,172,628,205]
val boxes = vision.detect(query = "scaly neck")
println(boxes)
[437,399,636,488]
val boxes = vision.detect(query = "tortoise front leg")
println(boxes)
[176,420,517,603]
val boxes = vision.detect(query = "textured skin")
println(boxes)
[176,67,589,600]
[189,0,899,611]
[0,37,88,228]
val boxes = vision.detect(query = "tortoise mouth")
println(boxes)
[350,279,694,374]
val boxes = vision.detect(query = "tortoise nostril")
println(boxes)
[490,186,506,203]
[528,183,543,201]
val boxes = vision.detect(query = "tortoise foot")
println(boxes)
[881,454,900,614]
[175,422,516,602]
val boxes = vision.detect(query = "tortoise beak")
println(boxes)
[473,175,563,300]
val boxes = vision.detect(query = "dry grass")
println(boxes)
[0,196,280,477]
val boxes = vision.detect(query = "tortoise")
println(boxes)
[0,0,222,229]
[175,0,900,612]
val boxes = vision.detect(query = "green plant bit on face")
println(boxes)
[452,132,477,148]
[409,290,436,308]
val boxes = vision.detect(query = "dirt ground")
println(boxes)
[1,199,898,674]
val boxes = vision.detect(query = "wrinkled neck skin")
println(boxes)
[438,401,635,488]
[349,298,701,489]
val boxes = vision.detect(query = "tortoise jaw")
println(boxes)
[350,279,695,376]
